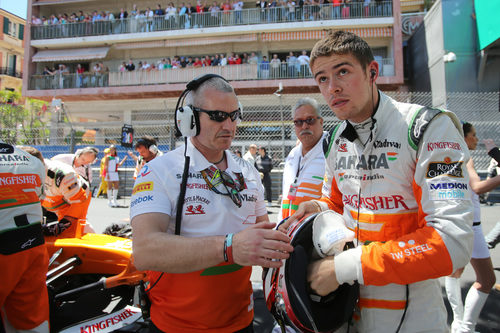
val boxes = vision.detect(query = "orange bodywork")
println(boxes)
[45,220,146,287]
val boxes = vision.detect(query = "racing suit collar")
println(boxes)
[339,90,384,146]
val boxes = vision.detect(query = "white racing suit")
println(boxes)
[316,92,473,332]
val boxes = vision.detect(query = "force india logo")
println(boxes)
[426,157,463,178]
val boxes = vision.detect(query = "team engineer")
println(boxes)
[52,146,98,183]
[0,143,49,333]
[279,97,327,222]
[281,30,473,332]
[42,158,92,236]
[128,136,163,180]
[130,75,293,332]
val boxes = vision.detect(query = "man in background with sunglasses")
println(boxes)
[278,97,327,222]
[130,75,294,333]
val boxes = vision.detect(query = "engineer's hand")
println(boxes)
[233,222,293,268]
[308,256,340,296]
[278,200,321,233]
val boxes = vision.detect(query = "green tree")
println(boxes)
[0,89,50,145]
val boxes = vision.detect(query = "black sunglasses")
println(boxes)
[293,117,320,127]
[192,107,242,122]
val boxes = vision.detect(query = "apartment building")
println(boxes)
[0,9,25,92]
[21,0,414,158]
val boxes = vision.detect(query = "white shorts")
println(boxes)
[107,172,119,182]
[471,223,490,259]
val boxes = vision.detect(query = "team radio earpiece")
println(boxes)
[174,74,230,138]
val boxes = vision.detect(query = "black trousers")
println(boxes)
[262,172,272,203]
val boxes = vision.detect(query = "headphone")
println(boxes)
[370,69,376,81]
[174,74,229,137]
[136,138,158,154]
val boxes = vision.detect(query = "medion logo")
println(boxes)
[430,182,468,190]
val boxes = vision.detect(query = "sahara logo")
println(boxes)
[335,152,398,170]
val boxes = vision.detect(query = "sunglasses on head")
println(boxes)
[192,107,242,122]
[293,117,320,127]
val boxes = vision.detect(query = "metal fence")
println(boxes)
[6,91,500,172]
[31,1,393,40]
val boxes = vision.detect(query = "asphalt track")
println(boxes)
[87,197,500,332]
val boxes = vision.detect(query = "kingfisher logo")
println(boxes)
[343,194,409,210]
[427,141,461,152]
[335,152,397,170]
[426,157,463,178]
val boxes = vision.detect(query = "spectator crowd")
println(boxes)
[31,0,392,38]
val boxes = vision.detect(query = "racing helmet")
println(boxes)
[263,212,359,333]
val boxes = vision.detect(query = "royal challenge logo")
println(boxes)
[426,157,463,179]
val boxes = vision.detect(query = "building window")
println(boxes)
[3,17,24,39]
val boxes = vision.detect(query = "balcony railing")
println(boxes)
[29,59,394,90]
[31,2,393,40]
[0,67,23,78]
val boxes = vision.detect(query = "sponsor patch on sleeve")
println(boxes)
[428,179,469,200]
[426,157,464,179]
[132,181,153,195]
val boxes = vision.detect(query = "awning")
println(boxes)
[114,34,257,50]
[32,47,110,62]
[261,28,392,42]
